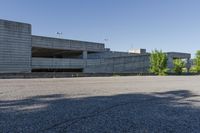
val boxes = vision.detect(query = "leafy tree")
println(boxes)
[149,50,168,75]
[173,59,185,75]
[193,50,200,73]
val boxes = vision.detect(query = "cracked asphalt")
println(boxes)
[1,76,200,133]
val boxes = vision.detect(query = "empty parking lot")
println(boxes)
[1,76,200,133]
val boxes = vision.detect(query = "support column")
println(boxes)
[186,58,190,73]
[83,51,88,59]
[167,56,174,72]
[83,51,88,69]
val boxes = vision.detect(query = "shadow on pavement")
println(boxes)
[1,90,200,133]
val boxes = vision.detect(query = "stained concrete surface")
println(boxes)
[1,76,200,133]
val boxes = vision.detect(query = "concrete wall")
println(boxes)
[87,51,137,59]
[84,54,150,73]
[32,54,150,74]
[0,19,31,73]
[32,58,84,69]
[166,52,191,71]
[32,35,105,52]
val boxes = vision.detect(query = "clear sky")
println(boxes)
[0,0,200,57]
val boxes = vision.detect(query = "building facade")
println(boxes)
[0,19,190,74]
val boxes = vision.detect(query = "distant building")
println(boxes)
[0,19,191,74]
[128,49,146,54]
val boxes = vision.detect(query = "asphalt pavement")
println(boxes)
[1,76,200,133]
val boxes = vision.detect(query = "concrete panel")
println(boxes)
[32,58,84,69]
[32,35,105,52]
[84,54,150,73]
[87,51,135,59]
[0,19,31,73]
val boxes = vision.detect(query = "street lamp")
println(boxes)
[56,32,63,38]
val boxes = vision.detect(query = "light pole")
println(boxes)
[56,32,63,38]
[104,38,109,45]
[104,38,109,50]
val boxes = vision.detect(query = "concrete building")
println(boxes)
[0,19,191,74]
[167,52,191,72]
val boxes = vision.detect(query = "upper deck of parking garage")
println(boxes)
[31,35,106,52]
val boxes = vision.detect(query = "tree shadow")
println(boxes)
[1,90,200,133]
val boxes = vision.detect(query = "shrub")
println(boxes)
[173,59,185,75]
[193,50,200,73]
[149,50,168,75]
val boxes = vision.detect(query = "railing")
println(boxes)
[32,58,84,69]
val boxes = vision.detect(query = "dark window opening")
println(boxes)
[32,47,83,59]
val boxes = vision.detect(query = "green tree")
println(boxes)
[173,59,185,75]
[193,50,200,73]
[149,50,168,75]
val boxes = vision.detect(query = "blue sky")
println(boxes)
[0,0,200,57]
